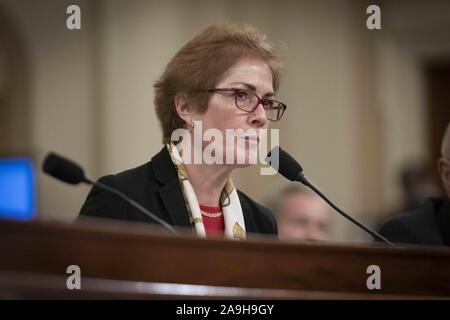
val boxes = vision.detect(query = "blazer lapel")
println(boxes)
[238,192,256,233]
[151,147,191,228]
[158,180,191,228]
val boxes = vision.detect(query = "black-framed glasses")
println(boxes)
[207,88,287,121]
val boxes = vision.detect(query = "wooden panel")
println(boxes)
[0,218,449,298]
[0,271,437,300]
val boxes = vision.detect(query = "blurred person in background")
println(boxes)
[379,122,450,246]
[398,163,441,212]
[271,185,330,242]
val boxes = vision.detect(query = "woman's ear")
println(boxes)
[174,93,193,128]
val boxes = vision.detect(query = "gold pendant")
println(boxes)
[232,222,246,240]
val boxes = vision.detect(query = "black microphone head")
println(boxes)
[42,152,86,185]
[266,146,304,181]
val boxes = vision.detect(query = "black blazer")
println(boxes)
[79,147,277,236]
[378,197,450,246]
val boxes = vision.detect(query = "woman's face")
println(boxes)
[194,57,273,167]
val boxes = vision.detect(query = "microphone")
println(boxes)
[43,153,90,185]
[266,146,396,246]
[42,152,178,235]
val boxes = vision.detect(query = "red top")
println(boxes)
[199,204,225,238]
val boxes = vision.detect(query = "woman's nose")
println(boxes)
[249,103,267,128]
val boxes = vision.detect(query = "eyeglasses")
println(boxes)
[207,88,287,121]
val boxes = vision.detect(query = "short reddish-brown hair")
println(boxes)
[154,22,284,144]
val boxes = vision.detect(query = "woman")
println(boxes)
[80,23,287,239]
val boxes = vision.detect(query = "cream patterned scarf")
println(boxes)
[167,143,246,240]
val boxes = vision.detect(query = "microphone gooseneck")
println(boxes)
[266,146,396,247]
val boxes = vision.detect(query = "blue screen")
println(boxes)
[0,158,36,221]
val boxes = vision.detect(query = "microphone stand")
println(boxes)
[297,173,396,247]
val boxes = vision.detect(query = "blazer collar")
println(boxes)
[150,147,191,228]
[151,146,178,186]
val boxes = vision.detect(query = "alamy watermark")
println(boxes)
[170,121,279,176]
[366,264,381,290]
[366,5,381,30]
[66,264,81,290]
[66,5,81,30]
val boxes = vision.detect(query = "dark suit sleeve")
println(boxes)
[378,217,419,245]
[79,175,127,221]
[254,203,278,235]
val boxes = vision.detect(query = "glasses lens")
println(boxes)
[235,90,258,111]
[264,102,285,121]
[234,89,285,121]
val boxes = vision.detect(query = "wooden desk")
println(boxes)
[0,218,449,299]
